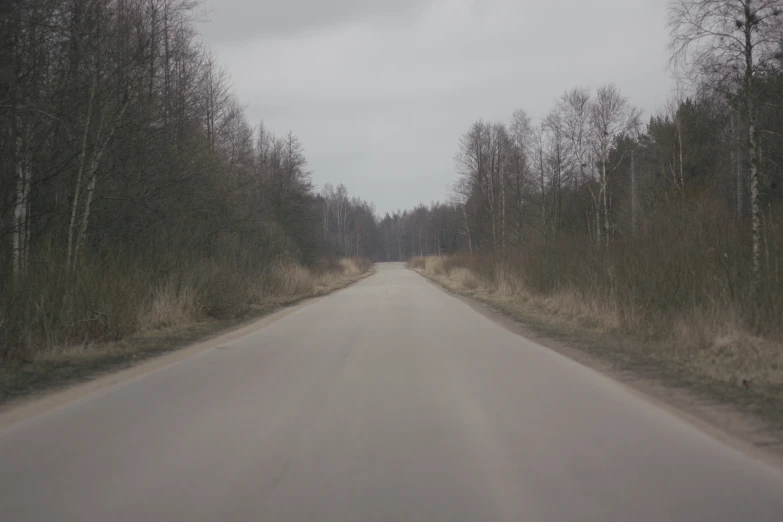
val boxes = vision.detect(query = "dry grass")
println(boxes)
[407,256,426,270]
[449,267,479,290]
[338,258,362,277]
[673,308,783,388]
[264,262,316,297]
[495,264,524,296]
[425,256,447,275]
[411,252,783,391]
[139,280,201,331]
[531,289,621,332]
[140,257,372,334]
[1,256,372,365]
[1,255,373,403]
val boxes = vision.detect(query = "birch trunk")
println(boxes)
[631,147,637,237]
[487,142,497,253]
[733,112,743,221]
[539,143,547,238]
[12,124,30,281]
[677,112,685,197]
[748,107,762,282]
[73,96,132,266]
[601,146,610,246]
[462,205,473,254]
[67,74,98,271]
[587,181,601,245]
[744,9,762,283]
[501,163,506,254]
[22,146,31,272]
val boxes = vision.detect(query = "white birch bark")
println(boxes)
[462,204,473,254]
[745,13,762,283]
[631,147,637,237]
[12,129,26,280]
[73,96,132,267]
[677,113,685,197]
[67,74,98,271]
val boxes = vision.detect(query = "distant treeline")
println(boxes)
[0,0,375,358]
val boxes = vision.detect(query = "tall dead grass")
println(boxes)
[410,206,783,389]
[1,253,372,363]
[139,279,201,330]
[407,256,426,270]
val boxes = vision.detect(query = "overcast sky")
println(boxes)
[197,0,674,216]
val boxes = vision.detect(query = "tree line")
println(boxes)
[3,0,782,355]
[0,0,376,358]
[396,0,783,339]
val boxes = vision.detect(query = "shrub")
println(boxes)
[1,250,372,363]
[424,256,446,275]
[138,279,200,330]
[408,256,426,269]
[421,204,783,388]
[450,267,479,290]
[339,258,362,277]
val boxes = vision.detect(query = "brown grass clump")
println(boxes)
[413,246,783,392]
[450,267,479,290]
[673,307,783,388]
[1,254,372,365]
[423,256,446,275]
[264,262,316,297]
[495,264,524,297]
[532,289,621,332]
[408,256,426,270]
[139,280,200,331]
[339,258,362,277]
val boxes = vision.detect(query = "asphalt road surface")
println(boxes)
[2,263,783,522]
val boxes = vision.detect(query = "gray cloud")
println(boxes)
[199,0,674,216]
[198,0,429,42]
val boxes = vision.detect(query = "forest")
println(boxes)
[4,2,783,516]
[2,0,782,384]
[0,0,377,361]
[397,1,783,388]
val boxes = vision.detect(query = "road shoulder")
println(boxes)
[414,268,783,471]
[0,269,375,429]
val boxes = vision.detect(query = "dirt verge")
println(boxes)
[415,269,783,471]
[0,269,374,421]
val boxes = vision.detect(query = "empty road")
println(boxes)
[2,263,783,521]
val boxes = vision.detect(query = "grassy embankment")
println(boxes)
[1,257,373,403]
[410,253,783,426]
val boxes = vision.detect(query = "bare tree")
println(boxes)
[455,121,487,251]
[558,88,591,187]
[668,0,783,279]
[509,109,535,245]
[558,88,595,239]
[590,84,640,245]
[200,51,232,154]
[664,91,688,197]
[543,107,571,238]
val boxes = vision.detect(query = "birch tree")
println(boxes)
[590,84,640,245]
[543,107,570,239]
[558,88,596,239]
[65,1,140,272]
[509,109,535,245]
[455,121,487,251]
[668,0,783,280]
